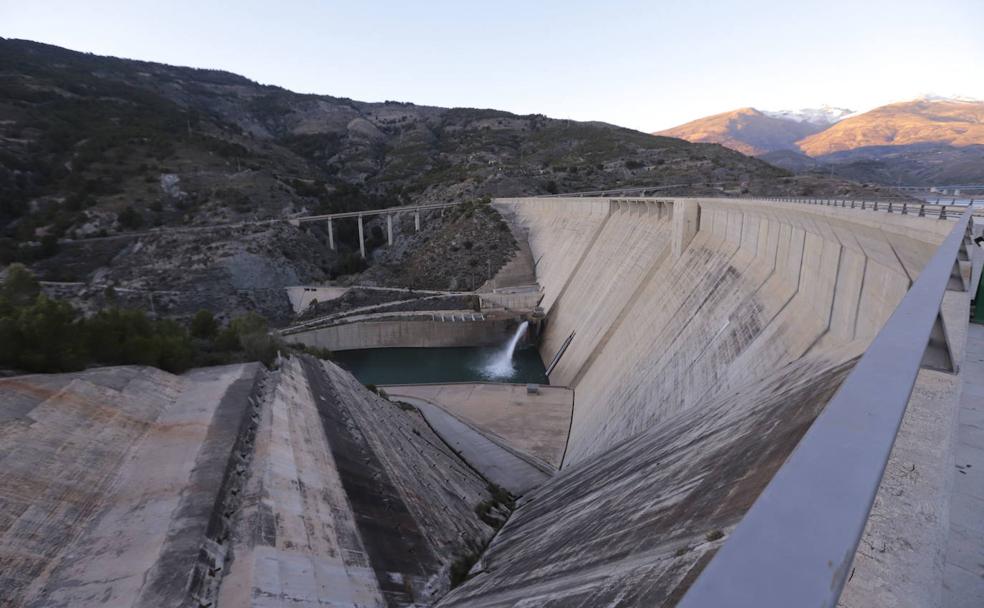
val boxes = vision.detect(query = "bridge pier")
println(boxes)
[387,215,394,246]
[327,218,335,250]
[357,215,365,258]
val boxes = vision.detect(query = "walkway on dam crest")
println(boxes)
[945,322,984,606]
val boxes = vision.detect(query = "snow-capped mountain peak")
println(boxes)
[762,105,855,127]
[915,94,983,104]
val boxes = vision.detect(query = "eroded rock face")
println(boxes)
[159,173,187,199]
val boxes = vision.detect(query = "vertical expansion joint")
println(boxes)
[357,215,366,258]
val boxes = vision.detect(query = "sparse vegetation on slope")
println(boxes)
[0,265,281,373]
[0,38,869,321]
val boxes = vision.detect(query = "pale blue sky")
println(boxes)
[2,0,982,131]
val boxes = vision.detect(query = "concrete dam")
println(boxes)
[1,196,980,607]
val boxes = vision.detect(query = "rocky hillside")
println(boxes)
[0,38,867,321]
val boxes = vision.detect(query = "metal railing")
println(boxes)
[678,206,973,608]
[541,188,982,219]
[755,195,981,219]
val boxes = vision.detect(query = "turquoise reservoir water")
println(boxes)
[332,345,548,385]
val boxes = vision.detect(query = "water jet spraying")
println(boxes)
[484,321,529,379]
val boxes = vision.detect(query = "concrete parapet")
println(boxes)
[288,315,516,351]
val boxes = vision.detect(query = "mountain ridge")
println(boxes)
[656,97,984,185]
[654,107,826,156]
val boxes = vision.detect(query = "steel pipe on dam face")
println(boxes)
[434,197,968,608]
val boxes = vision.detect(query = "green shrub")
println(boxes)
[0,268,280,373]
[0,295,85,372]
[190,309,218,339]
[1,263,40,306]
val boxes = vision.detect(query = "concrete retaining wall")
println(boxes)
[478,288,543,311]
[288,317,516,351]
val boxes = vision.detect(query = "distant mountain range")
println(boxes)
[655,98,984,185]
[654,107,824,156]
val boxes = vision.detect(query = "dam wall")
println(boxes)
[438,348,860,607]
[496,196,949,466]
[447,196,968,606]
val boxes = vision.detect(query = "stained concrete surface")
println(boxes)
[1,356,498,608]
[497,197,950,467]
[0,363,259,608]
[437,351,859,607]
[383,383,572,469]
[396,395,553,495]
[216,357,496,607]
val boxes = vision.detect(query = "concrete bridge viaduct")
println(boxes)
[286,201,463,258]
